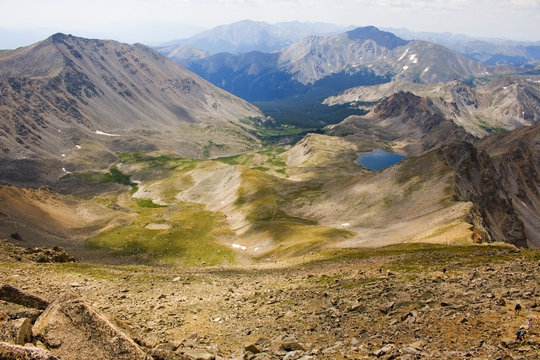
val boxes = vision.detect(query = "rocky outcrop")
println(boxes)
[439,122,540,248]
[23,246,75,263]
[0,240,74,264]
[32,291,152,360]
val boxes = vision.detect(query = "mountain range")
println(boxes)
[159,20,540,69]
[162,26,511,103]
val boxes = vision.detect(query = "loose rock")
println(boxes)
[32,290,151,360]
[0,341,59,360]
[0,285,49,310]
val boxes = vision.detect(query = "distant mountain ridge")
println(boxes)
[173,26,496,102]
[386,28,540,66]
[346,26,409,49]
[158,20,351,54]
[0,33,262,186]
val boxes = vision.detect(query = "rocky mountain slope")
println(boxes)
[0,33,262,187]
[324,77,540,137]
[326,90,477,156]
[277,27,490,85]
[324,87,539,250]
[1,241,539,359]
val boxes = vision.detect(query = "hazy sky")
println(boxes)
[1,0,539,48]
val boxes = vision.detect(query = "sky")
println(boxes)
[0,0,539,49]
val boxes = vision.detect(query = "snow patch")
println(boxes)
[232,244,247,251]
[422,67,430,73]
[402,65,409,71]
[62,168,70,174]
[75,145,81,149]
[131,180,142,184]
[409,54,418,63]
[397,48,409,62]
[61,154,65,158]
[95,130,121,137]
[341,223,350,227]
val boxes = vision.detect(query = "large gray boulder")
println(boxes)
[32,290,152,360]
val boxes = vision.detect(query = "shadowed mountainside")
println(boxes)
[440,122,540,248]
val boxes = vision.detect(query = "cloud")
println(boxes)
[510,0,540,7]
[0,0,538,47]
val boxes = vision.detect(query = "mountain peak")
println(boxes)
[346,26,409,49]
[50,33,71,43]
[0,34,262,177]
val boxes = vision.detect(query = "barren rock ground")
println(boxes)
[1,240,539,359]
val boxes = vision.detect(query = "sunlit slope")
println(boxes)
[1,132,494,264]
[118,134,477,261]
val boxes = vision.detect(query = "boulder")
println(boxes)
[180,348,216,360]
[0,317,33,345]
[373,343,396,357]
[32,290,152,360]
[150,348,186,360]
[0,342,59,360]
[279,337,306,352]
[244,342,261,354]
[0,284,49,309]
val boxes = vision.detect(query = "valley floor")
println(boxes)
[1,243,539,359]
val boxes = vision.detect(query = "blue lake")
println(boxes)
[357,149,405,171]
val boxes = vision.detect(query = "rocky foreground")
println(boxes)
[1,240,539,359]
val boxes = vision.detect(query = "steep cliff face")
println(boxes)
[439,123,540,248]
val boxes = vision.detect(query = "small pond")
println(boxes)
[357,149,405,171]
